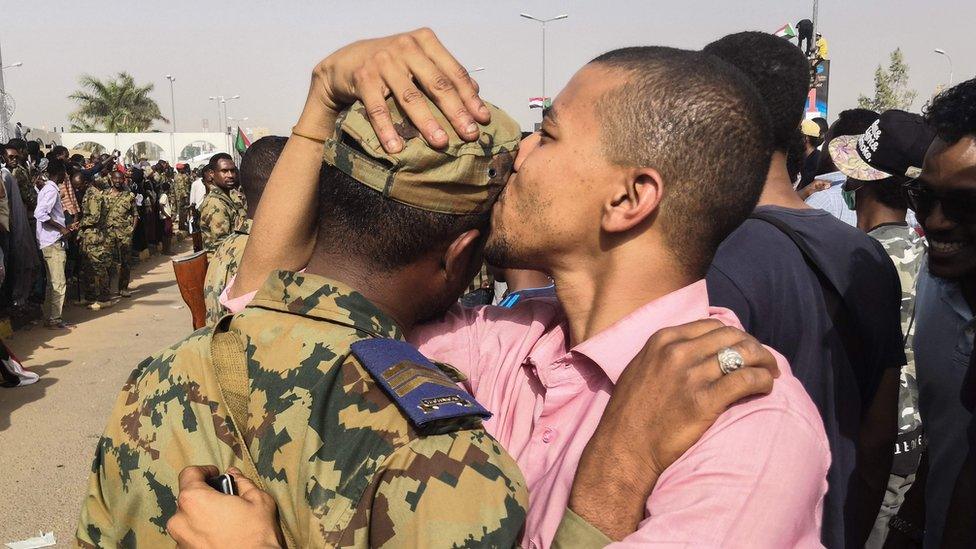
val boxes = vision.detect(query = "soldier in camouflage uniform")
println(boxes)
[203,136,286,325]
[173,165,191,234]
[78,175,114,309]
[105,171,138,298]
[203,219,251,325]
[3,144,36,222]
[77,96,527,546]
[199,154,247,258]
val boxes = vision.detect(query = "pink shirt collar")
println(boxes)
[537,279,711,385]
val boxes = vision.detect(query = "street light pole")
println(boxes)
[934,49,954,87]
[0,39,14,143]
[208,96,221,132]
[165,75,177,132]
[520,13,568,105]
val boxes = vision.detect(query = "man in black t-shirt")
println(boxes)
[703,33,905,549]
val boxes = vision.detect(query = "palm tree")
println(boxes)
[68,72,168,132]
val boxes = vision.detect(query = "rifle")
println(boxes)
[172,250,208,330]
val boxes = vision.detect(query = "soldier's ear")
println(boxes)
[442,229,482,285]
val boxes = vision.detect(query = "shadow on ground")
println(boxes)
[0,359,71,432]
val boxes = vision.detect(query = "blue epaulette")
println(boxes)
[350,339,491,428]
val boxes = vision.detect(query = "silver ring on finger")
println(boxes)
[717,347,744,376]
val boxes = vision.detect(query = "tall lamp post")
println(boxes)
[165,75,177,132]
[934,48,954,87]
[208,94,240,152]
[208,96,222,132]
[220,95,241,133]
[519,12,568,106]
[165,75,177,163]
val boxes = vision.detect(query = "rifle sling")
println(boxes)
[209,321,296,548]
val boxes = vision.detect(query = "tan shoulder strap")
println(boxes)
[209,325,297,548]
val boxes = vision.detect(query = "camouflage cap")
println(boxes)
[323,97,521,215]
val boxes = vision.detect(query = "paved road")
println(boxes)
[0,248,194,546]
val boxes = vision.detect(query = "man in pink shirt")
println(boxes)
[172,31,830,548]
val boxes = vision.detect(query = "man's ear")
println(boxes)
[602,168,665,233]
[442,228,483,285]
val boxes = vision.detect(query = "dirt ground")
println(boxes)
[0,247,195,546]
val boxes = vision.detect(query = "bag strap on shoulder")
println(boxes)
[209,319,296,548]
[748,211,870,399]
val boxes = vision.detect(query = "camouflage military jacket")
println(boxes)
[12,166,35,216]
[203,219,251,326]
[868,223,925,370]
[869,223,926,471]
[79,187,108,246]
[105,190,137,241]
[200,187,247,257]
[77,271,527,548]
[173,173,190,201]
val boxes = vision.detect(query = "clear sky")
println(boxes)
[1,0,971,135]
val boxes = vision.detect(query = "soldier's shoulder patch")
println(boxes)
[350,338,490,428]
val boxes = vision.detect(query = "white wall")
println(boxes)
[58,132,230,163]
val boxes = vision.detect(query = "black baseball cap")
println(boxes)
[855,110,936,179]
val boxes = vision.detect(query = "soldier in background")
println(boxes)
[203,136,285,325]
[77,173,113,310]
[172,163,191,234]
[3,141,36,226]
[199,153,246,257]
[77,99,528,546]
[105,170,138,298]
[827,110,933,547]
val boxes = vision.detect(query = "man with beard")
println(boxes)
[77,91,532,548]
[199,29,828,548]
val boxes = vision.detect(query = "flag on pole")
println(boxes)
[234,127,251,154]
[773,23,797,39]
[529,97,552,109]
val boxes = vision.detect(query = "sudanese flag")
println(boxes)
[234,127,252,154]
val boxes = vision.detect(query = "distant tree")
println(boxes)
[68,72,168,132]
[857,48,917,111]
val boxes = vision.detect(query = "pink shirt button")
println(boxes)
[542,427,555,443]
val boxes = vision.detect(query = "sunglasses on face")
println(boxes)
[904,180,976,225]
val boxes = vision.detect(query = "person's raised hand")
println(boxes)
[569,319,780,540]
[166,465,284,549]
[799,179,832,199]
[306,28,489,153]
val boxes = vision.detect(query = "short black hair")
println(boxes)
[817,108,880,173]
[703,31,811,152]
[589,46,772,275]
[207,152,233,171]
[239,136,287,215]
[316,162,489,271]
[51,145,69,157]
[862,177,909,210]
[69,153,85,163]
[828,108,879,138]
[46,158,67,176]
[924,77,976,144]
[5,139,26,151]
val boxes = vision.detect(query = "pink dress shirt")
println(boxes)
[222,278,829,548]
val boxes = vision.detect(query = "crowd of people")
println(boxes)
[3,23,972,549]
[0,143,253,385]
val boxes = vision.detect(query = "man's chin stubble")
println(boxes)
[484,235,535,270]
